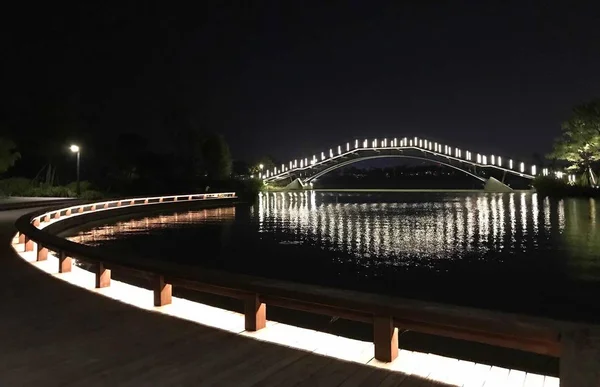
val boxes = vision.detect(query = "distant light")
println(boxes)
[259,164,264,170]
[70,144,80,153]
[531,165,536,175]
[509,159,513,169]
[520,162,525,173]
[497,157,502,167]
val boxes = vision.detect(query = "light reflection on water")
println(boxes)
[70,192,600,318]
[253,192,558,266]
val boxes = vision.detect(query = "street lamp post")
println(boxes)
[70,145,80,196]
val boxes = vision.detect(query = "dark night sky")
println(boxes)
[2,1,600,163]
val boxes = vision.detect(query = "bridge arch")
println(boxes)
[304,154,486,184]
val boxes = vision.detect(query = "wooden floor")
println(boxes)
[0,208,558,386]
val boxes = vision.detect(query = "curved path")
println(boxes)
[0,206,455,387]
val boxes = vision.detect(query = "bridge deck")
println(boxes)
[1,208,558,386]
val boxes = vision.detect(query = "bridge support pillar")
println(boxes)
[484,177,513,193]
[284,178,306,190]
[560,327,600,387]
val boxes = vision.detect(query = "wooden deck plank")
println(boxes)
[505,369,527,387]
[483,366,510,386]
[252,351,336,387]
[199,341,306,386]
[461,363,491,387]
[542,376,559,387]
[523,373,545,387]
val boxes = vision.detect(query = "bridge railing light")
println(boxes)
[531,165,537,175]
[520,162,525,173]
[509,159,513,169]
[491,155,495,165]
[477,154,482,163]
[497,156,502,166]
[482,155,487,165]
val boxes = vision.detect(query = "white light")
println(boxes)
[373,139,377,147]
[403,137,407,147]
[329,149,333,157]
[305,158,308,166]
[543,168,548,176]
[477,154,482,163]
[355,140,358,149]
[321,152,325,160]
[482,155,487,165]
[363,139,368,148]
[409,140,413,146]
[455,148,459,157]
[428,142,432,150]
[497,157,502,166]
[509,159,513,169]
[394,138,398,147]
[491,155,495,165]
[434,142,438,152]
[346,143,350,151]
[414,137,418,145]
[289,161,292,169]
[338,146,341,155]
[531,165,536,175]
[384,138,387,147]
[70,144,80,153]
[300,160,303,168]
[419,139,423,147]
[520,162,525,173]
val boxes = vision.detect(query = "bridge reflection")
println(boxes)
[255,191,568,267]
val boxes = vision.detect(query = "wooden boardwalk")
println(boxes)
[1,208,558,386]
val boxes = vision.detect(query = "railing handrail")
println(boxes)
[14,192,572,361]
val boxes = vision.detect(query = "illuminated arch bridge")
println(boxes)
[261,137,569,191]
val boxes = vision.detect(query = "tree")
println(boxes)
[549,99,600,186]
[0,137,21,174]
[201,133,232,180]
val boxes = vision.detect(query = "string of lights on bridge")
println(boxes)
[260,137,576,183]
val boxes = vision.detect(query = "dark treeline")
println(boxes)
[0,119,258,198]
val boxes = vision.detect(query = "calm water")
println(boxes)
[69,192,600,321]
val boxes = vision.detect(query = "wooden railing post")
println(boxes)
[36,244,48,261]
[33,218,41,227]
[95,263,111,288]
[78,207,84,213]
[43,214,51,222]
[560,327,600,387]
[244,294,266,331]
[104,203,109,209]
[24,236,34,252]
[65,209,72,216]
[53,212,60,219]
[58,251,72,273]
[153,275,172,306]
[373,316,398,362]
[18,233,26,244]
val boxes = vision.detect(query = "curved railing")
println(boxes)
[13,192,598,384]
